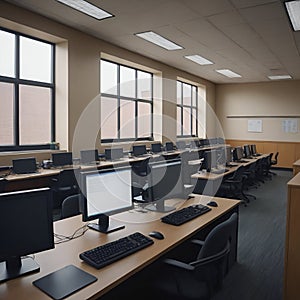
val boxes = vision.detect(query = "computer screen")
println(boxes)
[151,143,162,153]
[243,145,251,158]
[216,147,226,165]
[52,152,73,167]
[233,146,244,161]
[105,148,124,160]
[190,139,200,149]
[80,149,99,164]
[225,146,232,164]
[0,188,54,283]
[80,167,133,233]
[176,141,186,150]
[12,157,37,174]
[132,145,147,157]
[250,144,257,155]
[146,158,183,213]
[203,149,218,171]
[165,141,174,152]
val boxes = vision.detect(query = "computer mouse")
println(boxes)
[207,201,218,207]
[149,231,164,240]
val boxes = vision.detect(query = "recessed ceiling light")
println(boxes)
[184,55,214,65]
[135,31,183,50]
[56,0,113,20]
[285,1,300,31]
[216,69,242,78]
[268,75,292,80]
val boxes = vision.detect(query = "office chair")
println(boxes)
[269,152,279,175]
[50,168,80,209]
[61,194,81,219]
[0,178,7,193]
[149,212,238,300]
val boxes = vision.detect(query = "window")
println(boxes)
[0,28,55,151]
[100,59,153,142]
[177,81,198,137]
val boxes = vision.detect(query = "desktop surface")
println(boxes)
[2,195,240,300]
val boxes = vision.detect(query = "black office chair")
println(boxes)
[149,213,238,300]
[50,168,80,209]
[0,178,7,193]
[269,152,279,176]
[61,194,81,219]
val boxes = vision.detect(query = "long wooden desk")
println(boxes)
[0,195,240,300]
[292,158,300,176]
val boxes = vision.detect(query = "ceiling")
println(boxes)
[4,0,300,84]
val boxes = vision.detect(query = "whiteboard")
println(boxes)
[248,119,262,132]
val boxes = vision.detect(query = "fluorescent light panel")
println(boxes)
[56,0,113,20]
[268,75,292,80]
[216,69,242,78]
[185,55,214,65]
[135,31,183,50]
[285,1,300,31]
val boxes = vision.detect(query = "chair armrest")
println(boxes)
[163,258,195,271]
[191,239,205,247]
[51,178,58,182]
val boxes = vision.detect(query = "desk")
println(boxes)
[0,195,240,300]
[292,158,300,176]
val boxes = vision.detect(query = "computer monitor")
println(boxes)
[233,146,244,161]
[217,137,225,144]
[250,144,257,155]
[243,145,252,158]
[80,149,99,164]
[190,139,200,149]
[203,149,218,172]
[52,152,73,167]
[0,188,54,283]
[80,167,133,234]
[225,146,232,164]
[216,147,226,166]
[132,145,147,157]
[165,141,174,152]
[105,148,124,160]
[151,142,163,153]
[12,157,37,174]
[146,158,183,213]
[176,141,186,150]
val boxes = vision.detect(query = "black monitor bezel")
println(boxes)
[132,145,147,156]
[52,152,73,167]
[80,149,99,164]
[12,157,37,174]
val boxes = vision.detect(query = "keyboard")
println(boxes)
[79,232,154,269]
[210,168,229,174]
[161,204,211,226]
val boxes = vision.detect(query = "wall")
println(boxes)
[0,2,216,158]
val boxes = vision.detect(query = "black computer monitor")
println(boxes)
[233,146,244,161]
[52,152,73,167]
[145,158,183,213]
[151,143,163,153]
[225,146,232,164]
[176,141,186,150]
[243,145,252,158]
[0,188,54,283]
[80,167,133,234]
[217,147,226,166]
[250,144,257,155]
[132,145,147,157]
[203,149,218,172]
[80,149,99,164]
[104,148,124,160]
[190,139,200,149]
[12,157,37,174]
[165,141,174,152]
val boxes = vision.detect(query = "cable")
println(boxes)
[54,224,89,244]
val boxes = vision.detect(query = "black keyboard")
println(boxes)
[161,204,211,226]
[210,168,229,174]
[79,232,154,269]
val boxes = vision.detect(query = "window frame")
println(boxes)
[0,27,55,152]
[100,59,153,143]
[176,80,198,138]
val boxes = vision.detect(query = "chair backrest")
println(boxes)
[230,165,246,181]
[56,168,79,187]
[0,178,7,193]
[197,212,238,259]
[61,194,80,219]
[130,157,151,177]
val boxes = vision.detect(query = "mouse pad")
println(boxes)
[33,265,97,300]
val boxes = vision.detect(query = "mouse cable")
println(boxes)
[54,223,89,244]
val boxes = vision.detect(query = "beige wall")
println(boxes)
[216,80,300,142]
[0,2,216,158]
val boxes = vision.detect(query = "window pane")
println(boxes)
[192,108,197,136]
[177,106,182,136]
[120,66,135,98]
[101,97,118,140]
[182,107,191,136]
[138,102,151,137]
[177,81,181,104]
[183,83,191,106]
[120,100,135,139]
[137,71,151,100]
[20,36,52,83]
[192,86,197,107]
[19,85,51,144]
[0,82,14,145]
[101,60,117,95]
[0,30,15,77]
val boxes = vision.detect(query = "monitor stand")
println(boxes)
[0,256,40,283]
[145,199,175,213]
[88,214,125,234]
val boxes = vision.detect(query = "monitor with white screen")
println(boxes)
[80,167,133,233]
